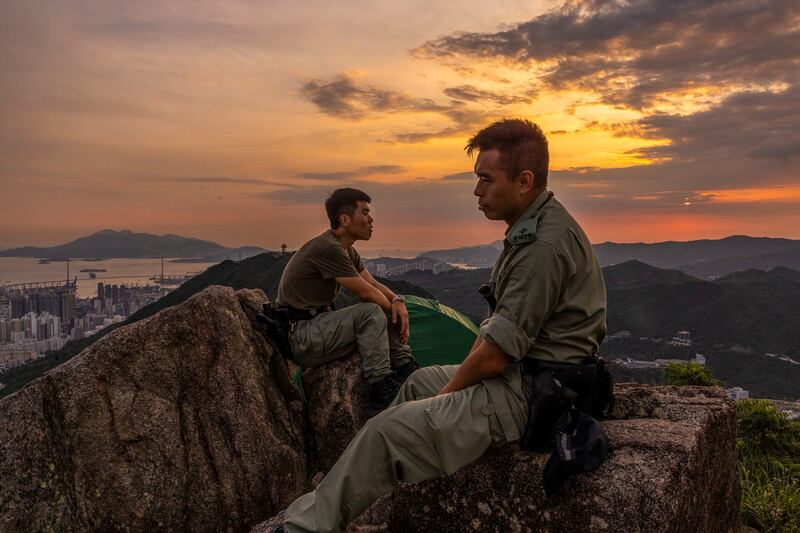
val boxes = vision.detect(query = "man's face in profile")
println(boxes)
[346,201,374,241]
[473,148,520,223]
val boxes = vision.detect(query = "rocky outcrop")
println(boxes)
[376,383,740,532]
[1,287,741,533]
[0,286,307,532]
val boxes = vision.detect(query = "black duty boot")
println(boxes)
[367,376,401,417]
[393,361,420,383]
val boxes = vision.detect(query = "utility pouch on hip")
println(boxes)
[520,357,615,452]
[256,303,294,360]
[521,369,576,452]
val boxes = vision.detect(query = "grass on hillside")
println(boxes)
[739,450,799,533]
[664,364,800,532]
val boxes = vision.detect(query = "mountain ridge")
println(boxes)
[0,229,269,261]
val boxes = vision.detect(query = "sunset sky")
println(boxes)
[2,0,799,254]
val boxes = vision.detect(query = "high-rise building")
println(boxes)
[59,291,76,324]
[0,295,9,321]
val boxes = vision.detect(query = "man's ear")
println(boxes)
[518,170,535,194]
[339,213,351,228]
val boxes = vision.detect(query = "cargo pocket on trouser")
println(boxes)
[308,322,325,354]
[290,321,326,367]
[481,401,508,448]
[423,384,496,476]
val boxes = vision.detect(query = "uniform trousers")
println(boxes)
[289,302,414,383]
[282,364,528,533]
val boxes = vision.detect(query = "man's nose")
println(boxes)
[473,182,482,196]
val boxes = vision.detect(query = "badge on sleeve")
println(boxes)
[508,215,539,246]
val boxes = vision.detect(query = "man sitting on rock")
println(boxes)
[278,119,607,533]
[276,187,418,416]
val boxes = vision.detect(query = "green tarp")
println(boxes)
[405,295,479,367]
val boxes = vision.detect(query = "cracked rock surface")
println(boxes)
[0,286,306,532]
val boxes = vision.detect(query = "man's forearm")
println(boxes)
[371,280,396,303]
[360,284,393,311]
[469,335,483,353]
[438,339,511,395]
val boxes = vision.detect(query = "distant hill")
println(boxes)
[677,246,800,279]
[601,260,699,289]
[413,235,800,278]
[0,229,269,261]
[363,256,453,276]
[594,235,800,271]
[394,260,702,322]
[606,268,800,355]
[0,253,432,399]
[393,268,492,322]
[715,266,800,284]
[418,241,503,268]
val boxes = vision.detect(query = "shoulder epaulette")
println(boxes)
[508,215,539,246]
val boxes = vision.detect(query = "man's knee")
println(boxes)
[353,302,387,328]
[405,365,436,384]
[394,366,444,404]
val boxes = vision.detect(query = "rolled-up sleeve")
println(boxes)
[479,242,570,360]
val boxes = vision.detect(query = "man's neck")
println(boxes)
[332,228,356,249]
[505,188,547,228]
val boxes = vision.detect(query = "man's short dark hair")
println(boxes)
[465,118,549,187]
[325,188,371,229]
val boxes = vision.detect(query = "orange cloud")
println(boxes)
[695,185,800,203]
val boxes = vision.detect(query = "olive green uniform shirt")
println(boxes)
[277,230,365,310]
[479,189,607,440]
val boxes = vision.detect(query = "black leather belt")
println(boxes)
[284,304,333,323]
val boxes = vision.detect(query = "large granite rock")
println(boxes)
[0,286,307,532]
[385,383,740,532]
[254,368,739,533]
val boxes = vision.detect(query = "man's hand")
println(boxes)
[391,299,410,343]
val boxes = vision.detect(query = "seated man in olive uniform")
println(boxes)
[276,187,418,415]
[279,119,607,533]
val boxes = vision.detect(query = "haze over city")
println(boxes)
[2,0,799,253]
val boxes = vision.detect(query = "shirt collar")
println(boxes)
[504,189,553,242]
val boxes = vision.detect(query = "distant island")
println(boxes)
[0,229,269,262]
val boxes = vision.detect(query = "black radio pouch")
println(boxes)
[520,358,614,452]
[256,303,294,360]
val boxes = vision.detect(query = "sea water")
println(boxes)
[0,257,216,299]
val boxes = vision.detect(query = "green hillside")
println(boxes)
[395,262,800,399]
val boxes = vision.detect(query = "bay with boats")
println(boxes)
[0,257,216,299]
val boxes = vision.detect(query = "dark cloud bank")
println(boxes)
[414,0,800,109]
[295,0,800,214]
[300,73,532,143]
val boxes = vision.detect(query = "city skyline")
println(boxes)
[3,0,800,253]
